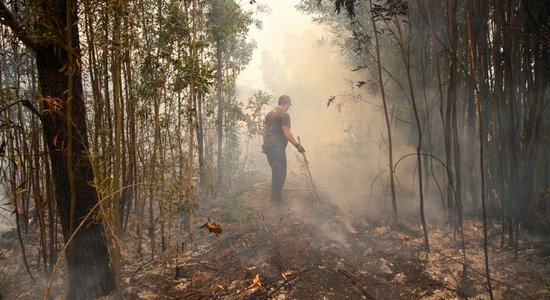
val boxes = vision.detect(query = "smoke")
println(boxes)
[237,1,449,245]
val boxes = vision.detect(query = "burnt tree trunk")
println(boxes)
[445,0,457,226]
[34,1,114,298]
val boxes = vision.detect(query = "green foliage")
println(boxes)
[136,56,161,101]
[181,55,215,96]
[206,0,254,44]
[334,0,357,17]
[221,97,247,178]
[161,1,190,46]
[245,90,271,136]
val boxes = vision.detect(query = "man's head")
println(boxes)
[278,95,292,111]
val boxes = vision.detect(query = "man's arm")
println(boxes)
[282,126,305,153]
[282,126,299,146]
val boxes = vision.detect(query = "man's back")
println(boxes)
[264,108,291,147]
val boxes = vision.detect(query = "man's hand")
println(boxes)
[295,144,305,153]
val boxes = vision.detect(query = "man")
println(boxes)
[262,95,305,202]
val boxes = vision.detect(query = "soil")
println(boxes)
[1,175,550,299]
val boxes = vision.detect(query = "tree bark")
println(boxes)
[394,16,429,252]
[111,0,125,296]
[33,1,115,298]
[216,42,224,187]
[466,0,493,297]
[445,0,457,226]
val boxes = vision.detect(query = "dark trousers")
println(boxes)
[265,145,287,201]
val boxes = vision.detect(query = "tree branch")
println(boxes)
[0,99,45,123]
[21,100,45,122]
[0,2,39,52]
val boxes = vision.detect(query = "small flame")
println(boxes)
[282,270,294,281]
[239,273,262,294]
[251,273,262,287]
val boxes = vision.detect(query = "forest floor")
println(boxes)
[1,175,550,299]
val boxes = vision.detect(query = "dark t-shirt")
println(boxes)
[264,108,291,147]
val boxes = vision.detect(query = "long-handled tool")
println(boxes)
[298,136,320,204]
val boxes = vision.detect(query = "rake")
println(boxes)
[298,136,320,204]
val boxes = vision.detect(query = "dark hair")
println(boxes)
[278,95,291,105]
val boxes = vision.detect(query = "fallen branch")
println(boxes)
[336,267,376,299]
[130,256,158,283]
[280,271,292,288]
[266,267,312,297]
[236,273,267,296]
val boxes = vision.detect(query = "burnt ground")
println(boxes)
[1,176,550,299]
[123,176,550,300]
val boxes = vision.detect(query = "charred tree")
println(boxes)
[0,1,115,298]
[466,0,493,297]
[445,0,458,226]
[394,15,430,252]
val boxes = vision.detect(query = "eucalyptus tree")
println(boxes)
[465,1,493,297]
[158,0,214,235]
[206,0,254,188]
[0,0,114,298]
[134,0,171,257]
[485,0,550,237]
[219,34,255,189]
[327,0,550,292]
[369,0,397,227]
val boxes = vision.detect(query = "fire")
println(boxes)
[249,273,262,288]
[281,270,294,280]
[237,273,262,294]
